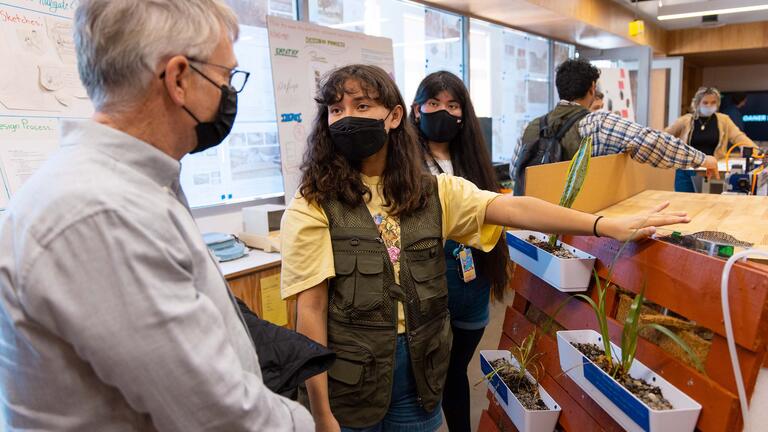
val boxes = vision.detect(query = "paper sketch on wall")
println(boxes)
[0,117,60,197]
[598,67,635,122]
[0,7,91,116]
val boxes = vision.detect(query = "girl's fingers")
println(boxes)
[632,226,656,240]
[645,214,690,227]
[649,201,670,214]
[663,211,688,218]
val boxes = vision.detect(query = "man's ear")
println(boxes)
[161,56,192,106]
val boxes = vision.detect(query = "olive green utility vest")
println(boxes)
[321,175,452,428]
[521,103,588,162]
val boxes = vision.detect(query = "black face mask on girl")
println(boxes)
[329,111,392,161]
[418,109,461,143]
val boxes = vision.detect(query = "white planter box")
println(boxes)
[556,330,702,432]
[479,350,561,432]
[506,230,596,292]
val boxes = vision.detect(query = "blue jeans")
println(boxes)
[675,169,696,193]
[340,335,442,432]
[444,240,491,330]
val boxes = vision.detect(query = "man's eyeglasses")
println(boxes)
[188,58,250,93]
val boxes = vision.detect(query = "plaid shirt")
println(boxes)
[510,101,706,172]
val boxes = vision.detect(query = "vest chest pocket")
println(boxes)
[332,254,384,312]
[354,255,384,311]
[409,250,448,316]
[332,255,357,310]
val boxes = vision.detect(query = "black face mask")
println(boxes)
[418,109,461,143]
[183,65,238,154]
[329,112,391,161]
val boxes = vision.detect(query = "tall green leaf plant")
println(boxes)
[548,136,593,248]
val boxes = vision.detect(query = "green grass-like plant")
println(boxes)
[548,135,593,248]
[575,272,705,377]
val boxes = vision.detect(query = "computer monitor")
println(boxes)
[720,91,768,141]
[477,117,493,160]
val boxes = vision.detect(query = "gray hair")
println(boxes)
[74,0,239,110]
[690,86,721,118]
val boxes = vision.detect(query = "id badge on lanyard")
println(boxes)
[452,244,476,283]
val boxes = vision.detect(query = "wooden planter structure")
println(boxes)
[479,236,768,432]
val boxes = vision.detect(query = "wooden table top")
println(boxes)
[597,190,768,251]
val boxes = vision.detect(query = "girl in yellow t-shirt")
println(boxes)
[281,64,689,432]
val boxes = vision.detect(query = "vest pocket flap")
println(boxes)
[410,259,445,282]
[328,358,363,385]
[334,255,357,276]
[356,255,383,275]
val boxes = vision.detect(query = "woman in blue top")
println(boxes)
[409,71,510,432]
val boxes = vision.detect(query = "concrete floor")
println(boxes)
[436,291,768,432]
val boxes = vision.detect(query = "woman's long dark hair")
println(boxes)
[299,64,428,216]
[408,71,510,302]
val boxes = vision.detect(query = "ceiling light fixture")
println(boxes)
[658,4,768,20]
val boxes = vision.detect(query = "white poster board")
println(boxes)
[598,67,635,122]
[0,1,91,210]
[266,16,394,200]
[0,166,8,210]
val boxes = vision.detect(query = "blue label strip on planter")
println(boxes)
[506,232,539,261]
[480,355,508,404]
[583,356,650,432]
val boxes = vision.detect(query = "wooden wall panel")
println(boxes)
[668,22,768,56]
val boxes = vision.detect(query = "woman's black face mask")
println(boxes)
[329,110,392,161]
[418,109,461,143]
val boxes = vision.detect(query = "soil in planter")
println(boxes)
[574,343,674,411]
[526,235,577,259]
[489,358,548,411]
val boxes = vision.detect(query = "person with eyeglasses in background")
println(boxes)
[666,87,758,192]
[0,1,312,431]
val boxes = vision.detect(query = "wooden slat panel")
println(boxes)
[503,303,743,431]
[499,333,612,431]
[562,235,768,352]
[477,409,502,432]
[706,335,767,397]
[487,392,519,432]
[511,287,528,314]
[502,308,624,432]
[512,271,744,432]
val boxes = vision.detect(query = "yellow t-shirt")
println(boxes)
[280,173,503,332]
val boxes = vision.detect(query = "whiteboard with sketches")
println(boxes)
[597,67,636,123]
[0,1,300,210]
[0,1,88,211]
[266,16,394,201]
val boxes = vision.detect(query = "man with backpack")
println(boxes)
[511,58,719,195]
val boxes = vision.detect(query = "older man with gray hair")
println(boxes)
[0,1,312,431]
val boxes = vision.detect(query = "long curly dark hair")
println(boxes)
[409,71,510,302]
[299,64,428,216]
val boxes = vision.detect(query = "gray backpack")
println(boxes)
[512,109,588,196]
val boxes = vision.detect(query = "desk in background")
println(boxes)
[219,250,296,329]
